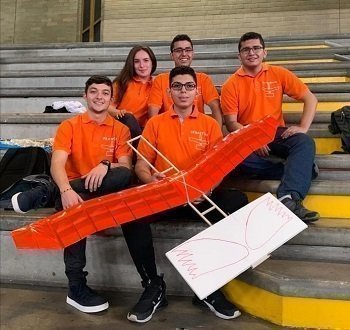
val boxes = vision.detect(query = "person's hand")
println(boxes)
[61,189,84,210]
[82,163,108,192]
[151,172,166,182]
[255,145,271,157]
[281,125,307,139]
[111,108,127,119]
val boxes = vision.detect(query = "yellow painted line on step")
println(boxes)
[315,138,342,155]
[300,76,349,83]
[246,193,350,218]
[266,59,338,64]
[283,102,350,111]
[224,279,350,329]
[266,45,329,50]
[304,195,350,219]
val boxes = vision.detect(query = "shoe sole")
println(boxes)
[302,216,320,223]
[66,296,109,313]
[11,193,27,214]
[127,297,168,323]
[197,299,242,320]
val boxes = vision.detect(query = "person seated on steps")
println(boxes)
[108,45,157,133]
[3,75,133,314]
[148,34,223,127]
[221,31,320,223]
[121,66,248,324]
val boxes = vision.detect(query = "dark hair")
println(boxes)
[85,75,113,95]
[113,45,157,106]
[170,34,193,52]
[169,66,197,85]
[238,32,265,51]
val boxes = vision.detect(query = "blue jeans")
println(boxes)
[236,127,316,200]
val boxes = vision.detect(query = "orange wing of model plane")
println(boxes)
[12,117,278,249]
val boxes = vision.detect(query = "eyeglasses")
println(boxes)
[240,46,264,55]
[170,82,196,91]
[172,47,193,54]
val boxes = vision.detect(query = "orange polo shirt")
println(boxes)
[111,77,152,128]
[53,112,131,180]
[148,72,219,114]
[137,106,222,174]
[221,64,309,126]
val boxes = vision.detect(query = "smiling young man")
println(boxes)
[122,66,247,323]
[52,75,133,313]
[148,34,223,126]
[9,75,133,313]
[221,32,319,222]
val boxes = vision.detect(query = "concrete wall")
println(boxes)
[1,0,350,44]
[0,0,81,44]
[103,0,350,42]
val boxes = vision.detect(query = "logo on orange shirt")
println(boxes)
[101,137,117,157]
[262,81,279,97]
[189,130,209,151]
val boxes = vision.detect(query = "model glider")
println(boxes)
[12,116,278,249]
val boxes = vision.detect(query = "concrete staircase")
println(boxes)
[1,35,350,329]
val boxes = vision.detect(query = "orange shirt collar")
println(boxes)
[81,111,114,126]
[133,76,152,85]
[169,105,199,118]
[237,63,269,77]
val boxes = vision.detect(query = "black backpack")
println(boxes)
[328,106,350,153]
[0,147,51,193]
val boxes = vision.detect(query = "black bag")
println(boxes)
[0,147,51,193]
[328,106,350,153]
[44,105,69,113]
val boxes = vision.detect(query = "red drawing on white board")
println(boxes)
[245,196,293,250]
[170,195,295,280]
[171,238,249,279]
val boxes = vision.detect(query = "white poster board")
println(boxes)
[166,193,307,300]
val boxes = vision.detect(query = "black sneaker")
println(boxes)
[0,174,54,211]
[11,182,53,213]
[192,290,241,320]
[127,275,168,323]
[280,195,320,223]
[66,283,109,313]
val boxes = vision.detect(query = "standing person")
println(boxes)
[123,66,247,323]
[109,45,157,132]
[221,31,319,222]
[148,34,223,126]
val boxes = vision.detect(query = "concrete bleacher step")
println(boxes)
[271,218,350,262]
[1,35,349,329]
[1,46,348,71]
[1,210,349,329]
[2,71,349,89]
[0,111,345,154]
[1,62,349,87]
[0,97,85,114]
[1,34,348,58]
[2,211,349,261]
[224,178,350,219]
[1,45,348,62]
[225,259,350,329]
[2,72,349,94]
[0,111,345,155]
[1,97,347,115]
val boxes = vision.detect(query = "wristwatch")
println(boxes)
[100,160,111,171]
